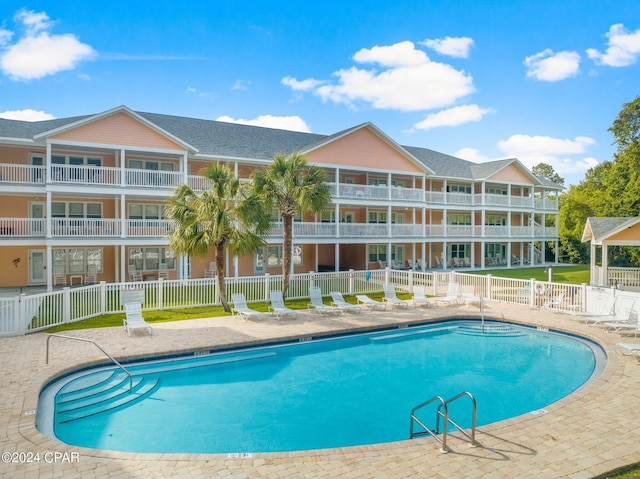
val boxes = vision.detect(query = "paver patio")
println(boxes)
[1,302,640,478]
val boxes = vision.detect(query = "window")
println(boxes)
[266,245,302,266]
[51,202,102,218]
[485,215,506,226]
[269,209,302,222]
[50,154,102,166]
[368,177,387,186]
[321,210,336,223]
[450,243,470,259]
[128,203,166,220]
[128,247,175,271]
[448,214,471,225]
[52,248,103,274]
[128,159,175,171]
[486,186,507,195]
[447,184,471,194]
[368,211,387,223]
[485,243,506,258]
[368,244,387,262]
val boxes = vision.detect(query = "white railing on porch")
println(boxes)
[0,268,618,338]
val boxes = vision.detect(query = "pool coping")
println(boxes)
[3,303,640,478]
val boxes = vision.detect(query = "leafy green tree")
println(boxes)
[166,163,270,312]
[532,163,564,187]
[252,153,331,299]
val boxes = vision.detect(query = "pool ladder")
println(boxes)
[409,391,477,452]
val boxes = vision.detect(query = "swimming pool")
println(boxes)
[38,320,605,454]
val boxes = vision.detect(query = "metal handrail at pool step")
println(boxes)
[409,390,477,453]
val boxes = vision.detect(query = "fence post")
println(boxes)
[408,269,414,291]
[63,287,71,323]
[158,278,164,310]
[349,269,354,294]
[432,272,439,297]
[100,281,107,314]
[580,283,587,313]
[385,267,390,286]
[309,271,315,291]
[486,275,492,301]
[530,278,537,308]
[14,295,23,335]
[264,273,270,301]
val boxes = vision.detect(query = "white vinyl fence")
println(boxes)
[0,269,630,338]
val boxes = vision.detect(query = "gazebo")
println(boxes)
[582,216,640,288]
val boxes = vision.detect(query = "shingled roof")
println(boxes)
[582,217,640,243]
[0,107,561,187]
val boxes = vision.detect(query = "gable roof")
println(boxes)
[0,105,552,184]
[582,217,640,243]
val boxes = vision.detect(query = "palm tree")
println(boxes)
[166,163,269,312]
[252,152,331,299]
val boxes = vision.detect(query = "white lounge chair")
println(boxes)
[411,285,431,308]
[406,259,416,270]
[512,254,520,265]
[329,291,361,314]
[435,282,460,307]
[308,287,341,315]
[383,284,408,309]
[603,301,638,335]
[231,293,263,322]
[269,290,297,320]
[356,294,387,311]
[588,298,635,327]
[542,291,565,309]
[573,295,616,324]
[123,303,152,336]
[616,342,640,356]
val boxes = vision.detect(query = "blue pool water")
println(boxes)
[38,320,605,454]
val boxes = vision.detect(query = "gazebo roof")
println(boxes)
[582,217,640,244]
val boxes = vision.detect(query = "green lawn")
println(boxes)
[470,264,590,285]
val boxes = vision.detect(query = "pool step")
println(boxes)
[58,371,133,403]
[56,374,159,423]
[454,324,525,337]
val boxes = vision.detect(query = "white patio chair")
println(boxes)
[383,284,408,309]
[411,285,431,308]
[329,291,361,314]
[158,262,169,280]
[128,264,143,282]
[231,293,263,322]
[204,261,216,278]
[53,265,67,286]
[85,264,98,285]
[269,290,297,320]
[542,291,565,309]
[123,303,152,336]
[355,294,387,311]
[435,282,460,307]
[308,287,341,315]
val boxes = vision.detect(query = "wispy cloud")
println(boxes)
[282,41,475,112]
[0,9,96,81]
[454,147,491,163]
[497,134,599,176]
[420,36,474,58]
[232,79,251,90]
[216,114,311,133]
[587,23,640,67]
[0,108,55,121]
[524,49,581,81]
[413,104,494,130]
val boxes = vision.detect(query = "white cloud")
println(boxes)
[215,114,311,133]
[281,76,325,91]
[232,79,251,90]
[587,23,640,67]
[524,49,581,81]
[282,41,474,111]
[421,36,474,58]
[0,9,96,81]
[497,134,598,178]
[414,104,494,130]
[454,147,491,163]
[0,108,55,121]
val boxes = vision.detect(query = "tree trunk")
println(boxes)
[216,241,230,312]
[282,214,293,299]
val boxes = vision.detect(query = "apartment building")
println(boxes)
[0,106,560,290]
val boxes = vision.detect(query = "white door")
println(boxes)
[29,249,47,285]
[29,202,45,236]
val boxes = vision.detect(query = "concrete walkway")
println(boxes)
[1,302,640,478]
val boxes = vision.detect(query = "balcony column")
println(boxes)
[335,167,340,198]
[387,172,392,200]
[120,194,126,238]
[443,180,447,204]
[45,142,52,184]
[120,245,126,282]
[335,203,340,238]
[120,149,126,187]
[46,245,53,292]
[335,243,339,272]
[387,205,392,238]
[422,243,426,271]
[183,153,188,184]
[442,242,448,270]
[45,191,52,238]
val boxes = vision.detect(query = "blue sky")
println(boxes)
[1,1,639,186]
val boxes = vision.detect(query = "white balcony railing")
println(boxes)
[0,218,46,236]
[51,165,121,186]
[0,164,45,184]
[51,219,122,237]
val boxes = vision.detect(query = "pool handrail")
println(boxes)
[45,333,134,392]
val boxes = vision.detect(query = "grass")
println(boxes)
[469,264,590,284]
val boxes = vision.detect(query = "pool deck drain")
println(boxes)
[2,303,640,478]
